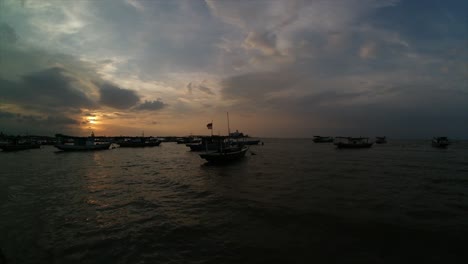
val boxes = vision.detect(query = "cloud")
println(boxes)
[197,85,214,95]
[359,42,377,59]
[0,23,18,43]
[98,82,140,109]
[221,70,303,101]
[243,31,278,56]
[0,67,95,111]
[134,100,166,111]
[0,109,79,134]
[0,0,466,137]
[187,82,193,94]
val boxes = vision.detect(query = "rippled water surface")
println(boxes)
[1,139,468,263]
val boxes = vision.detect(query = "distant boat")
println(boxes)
[313,136,334,143]
[375,136,387,144]
[176,137,201,144]
[0,141,41,152]
[199,137,249,163]
[229,130,261,145]
[432,137,450,148]
[117,137,161,147]
[334,137,373,149]
[54,132,111,151]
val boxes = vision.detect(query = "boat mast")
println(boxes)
[227,112,231,137]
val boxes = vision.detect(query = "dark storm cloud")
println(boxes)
[134,100,166,111]
[0,110,77,125]
[0,67,95,111]
[0,109,79,134]
[98,82,140,109]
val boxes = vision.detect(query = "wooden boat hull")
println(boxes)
[0,144,41,151]
[244,140,261,145]
[199,146,249,162]
[313,139,334,143]
[334,142,373,149]
[54,143,111,151]
[432,142,449,148]
[187,143,218,151]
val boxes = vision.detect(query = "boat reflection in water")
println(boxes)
[54,132,111,151]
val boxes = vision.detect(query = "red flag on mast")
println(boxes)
[206,123,213,129]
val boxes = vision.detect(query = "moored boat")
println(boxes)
[375,136,387,144]
[199,141,249,163]
[229,130,261,145]
[313,136,334,143]
[54,132,111,151]
[0,142,41,152]
[334,137,373,149]
[432,137,450,148]
[186,136,219,151]
[117,137,161,147]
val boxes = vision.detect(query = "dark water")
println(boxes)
[1,139,468,263]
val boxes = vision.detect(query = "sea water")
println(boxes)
[1,139,467,263]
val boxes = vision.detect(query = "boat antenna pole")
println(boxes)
[211,119,213,137]
[227,112,231,137]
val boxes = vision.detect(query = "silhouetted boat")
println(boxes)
[54,132,111,151]
[375,136,387,144]
[199,138,249,163]
[229,130,261,145]
[0,142,41,152]
[313,136,334,143]
[432,137,450,148]
[186,136,219,151]
[243,139,261,145]
[334,137,373,148]
[117,137,161,147]
[176,137,201,144]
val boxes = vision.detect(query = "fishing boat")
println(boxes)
[199,113,250,163]
[375,136,387,144]
[199,137,249,163]
[186,136,219,151]
[432,137,450,148]
[0,140,41,151]
[176,136,201,144]
[334,137,373,149]
[313,136,334,143]
[54,132,111,151]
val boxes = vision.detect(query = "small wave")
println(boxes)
[405,209,459,220]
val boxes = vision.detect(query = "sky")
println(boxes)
[0,0,466,138]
